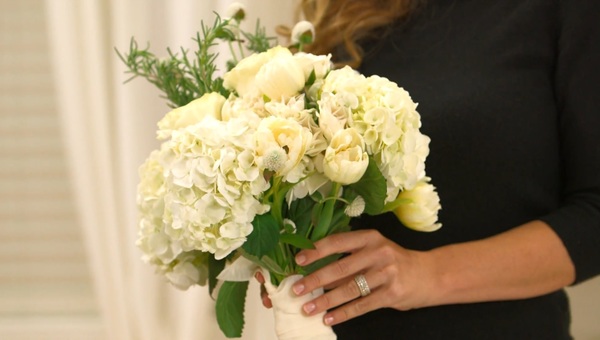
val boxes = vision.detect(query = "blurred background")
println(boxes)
[0,0,598,339]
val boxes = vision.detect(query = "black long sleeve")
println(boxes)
[538,0,600,284]
[335,0,600,338]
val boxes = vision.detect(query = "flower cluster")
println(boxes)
[136,43,441,289]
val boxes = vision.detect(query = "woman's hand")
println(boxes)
[255,271,273,308]
[290,229,438,326]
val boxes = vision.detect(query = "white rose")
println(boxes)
[255,116,312,181]
[323,128,369,185]
[223,46,290,97]
[393,179,442,232]
[255,53,305,100]
[293,52,332,80]
[157,92,226,140]
[321,66,365,94]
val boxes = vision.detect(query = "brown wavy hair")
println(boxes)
[280,0,418,68]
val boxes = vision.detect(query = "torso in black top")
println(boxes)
[334,0,600,338]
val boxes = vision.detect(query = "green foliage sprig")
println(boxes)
[115,14,276,108]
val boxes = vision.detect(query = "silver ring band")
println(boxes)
[354,274,371,297]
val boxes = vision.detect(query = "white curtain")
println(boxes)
[44,1,295,339]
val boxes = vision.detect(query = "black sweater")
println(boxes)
[335,0,600,338]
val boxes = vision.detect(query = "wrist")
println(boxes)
[417,245,460,308]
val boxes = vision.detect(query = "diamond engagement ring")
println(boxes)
[354,274,371,297]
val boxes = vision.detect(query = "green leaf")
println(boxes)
[242,213,280,258]
[287,197,315,236]
[216,281,249,338]
[260,256,286,276]
[306,69,317,87]
[349,157,387,215]
[208,256,226,297]
[280,233,315,250]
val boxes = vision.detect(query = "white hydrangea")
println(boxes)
[138,114,271,265]
[320,67,431,202]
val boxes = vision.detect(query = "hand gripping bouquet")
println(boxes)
[121,4,441,339]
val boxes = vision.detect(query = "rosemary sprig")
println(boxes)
[115,15,276,108]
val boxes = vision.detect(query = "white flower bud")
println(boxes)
[283,218,297,233]
[345,196,365,217]
[291,20,315,44]
[393,179,442,232]
[225,2,246,22]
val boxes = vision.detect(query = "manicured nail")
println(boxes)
[293,283,305,295]
[324,316,334,325]
[303,303,315,314]
[295,254,306,265]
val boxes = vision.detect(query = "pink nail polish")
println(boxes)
[324,316,334,325]
[293,283,304,295]
[303,303,315,314]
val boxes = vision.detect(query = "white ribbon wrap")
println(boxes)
[264,274,337,340]
[217,257,337,340]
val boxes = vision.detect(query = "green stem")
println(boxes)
[227,40,238,64]
[312,182,341,240]
[237,39,246,58]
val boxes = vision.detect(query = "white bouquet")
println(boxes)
[121,4,441,339]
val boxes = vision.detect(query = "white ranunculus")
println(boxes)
[255,116,312,181]
[223,46,290,97]
[318,92,349,141]
[255,53,305,100]
[157,92,226,140]
[323,128,369,185]
[393,179,442,232]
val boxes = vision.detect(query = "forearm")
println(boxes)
[425,220,576,307]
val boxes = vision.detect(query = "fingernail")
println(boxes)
[324,316,334,325]
[296,254,306,265]
[303,302,315,314]
[293,283,304,295]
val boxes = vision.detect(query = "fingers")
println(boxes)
[255,272,273,308]
[296,229,380,266]
[293,230,384,296]
[301,270,386,317]
[322,290,386,326]
[293,249,377,296]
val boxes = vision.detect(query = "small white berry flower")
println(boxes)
[345,196,365,217]
[263,147,287,172]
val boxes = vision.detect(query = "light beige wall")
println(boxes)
[568,278,600,339]
[0,0,103,338]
